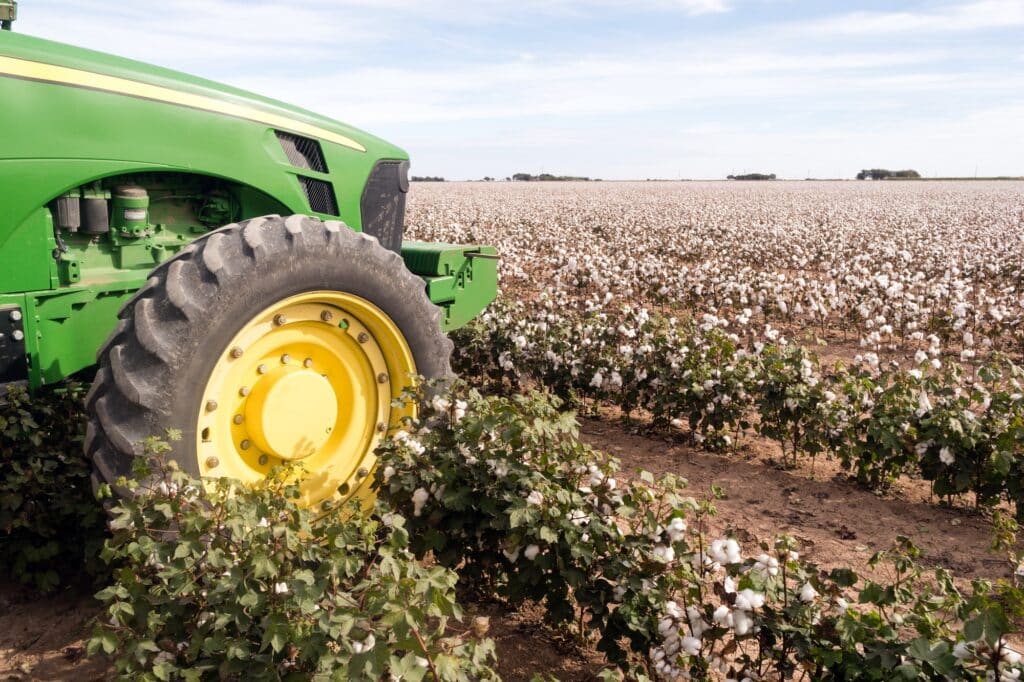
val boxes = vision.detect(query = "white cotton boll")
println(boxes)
[524,544,540,560]
[431,395,452,413]
[733,609,753,636]
[939,447,955,465]
[590,371,604,388]
[723,575,736,594]
[273,581,289,595]
[961,349,976,361]
[526,490,544,506]
[382,466,396,482]
[835,597,849,613]
[666,517,687,542]
[653,545,675,563]
[412,487,430,516]
[734,589,764,611]
[680,635,701,656]
[799,583,819,603]
[917,391,932,417]
[914,350,928,364]
[753,553,779,577]
[713,605,733,627]
[1002,647,1022,665]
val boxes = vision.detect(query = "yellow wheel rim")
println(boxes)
[196,291,415,507]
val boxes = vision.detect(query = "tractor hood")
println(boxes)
[0,31,406,159]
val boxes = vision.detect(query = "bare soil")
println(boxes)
[1,417,1016,681]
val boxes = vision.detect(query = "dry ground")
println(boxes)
[1,417,1016,681]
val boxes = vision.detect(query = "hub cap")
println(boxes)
[196,291,416,506]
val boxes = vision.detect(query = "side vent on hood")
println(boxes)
[298,177,339,216]
[276,131,328,173]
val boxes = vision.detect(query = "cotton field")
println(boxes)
[407,179,1024,515]
[407,180,1024,361]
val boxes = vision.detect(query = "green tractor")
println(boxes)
[0,4,497,506]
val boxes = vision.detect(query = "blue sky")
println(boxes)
[17,0,1024,179]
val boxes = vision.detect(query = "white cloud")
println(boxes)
[801,0,1024,36]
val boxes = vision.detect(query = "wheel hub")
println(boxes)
[245,367,337,460]
[195,291,416,507]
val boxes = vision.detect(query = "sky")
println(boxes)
[15,0,1024,180]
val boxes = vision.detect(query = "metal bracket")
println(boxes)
[0,305,28,384]
[463,249,500,261]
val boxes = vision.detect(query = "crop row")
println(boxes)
[82,388,1024,680]
[452,296,1024,515]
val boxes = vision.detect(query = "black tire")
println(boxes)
[86,214,452,491]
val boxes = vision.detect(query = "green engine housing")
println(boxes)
[0,29,497,390]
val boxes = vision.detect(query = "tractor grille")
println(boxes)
[298,177,339,216]
[276,131,328,173]
[360,160,409,253]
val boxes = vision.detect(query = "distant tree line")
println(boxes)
[512,173,595,182]
[856,169,921,180]
[411,176,445,182]
[727,173,776,181]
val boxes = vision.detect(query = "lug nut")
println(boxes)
[205,400,218,412]
[230,346,244,359]
[377,372,389,384]
[257,364,268,375]
[239,386,250,397]
[9,310,22,322]
[233,414,244,425]
[281,354,291,364]
[304,358,314,368]
[357,467,369,479]
[12,330,24,341]
[320,310,333,322]
[357,332,369,344]
[240,439,251,450]
[258,454,269,465]
[206,456,219,469]
[274,314,287,326]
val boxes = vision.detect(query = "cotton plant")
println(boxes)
[89,439,499,681]
[376,382,1024,680]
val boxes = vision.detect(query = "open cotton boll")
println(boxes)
[412,488,430,516]
[680,636,701,656]
[799,582,819,602]
[734,589,764,612]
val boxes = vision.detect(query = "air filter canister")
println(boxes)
[112,186,150,237]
